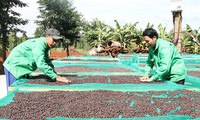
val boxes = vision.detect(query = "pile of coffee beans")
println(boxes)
[35,66,134,73]
[187,71,200,78]
[26,76,162,85]
[0,90,199,119]
[106,68,134,72]
[60,59,118,62]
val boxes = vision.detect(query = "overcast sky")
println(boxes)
[15,0,200,37]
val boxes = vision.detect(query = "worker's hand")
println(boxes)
[56,76,71,84]
[139,76,152,82]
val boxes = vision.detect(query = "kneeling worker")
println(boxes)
[139,28,187,84]
[3,28,71,91]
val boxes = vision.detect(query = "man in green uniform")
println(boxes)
[3,28,71,90]
[139,28,187,84]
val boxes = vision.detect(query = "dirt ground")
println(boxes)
[49,48,83,59]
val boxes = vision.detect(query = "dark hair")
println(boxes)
[142,28,158,39]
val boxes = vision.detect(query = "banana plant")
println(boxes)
[112,20,140,49]
[83,18,113,47]
[146,22,154,28]
[185,24,200,45]
[157,23,173,42]
[182,24,200,53]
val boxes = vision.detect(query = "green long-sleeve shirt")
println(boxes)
[3,37,57,79]
[145,38,187,82]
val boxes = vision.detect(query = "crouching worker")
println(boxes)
[139,28,187,84]
[3,28,71,91]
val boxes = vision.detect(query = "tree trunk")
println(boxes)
[172,12,182,54]
[66,43,69,57]
[2,26,8,62]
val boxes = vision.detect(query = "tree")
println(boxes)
[0,0,28,61]
[35,0,83,56]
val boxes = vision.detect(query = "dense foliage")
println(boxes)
[0,0,28,61]
[78,19,200,54]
